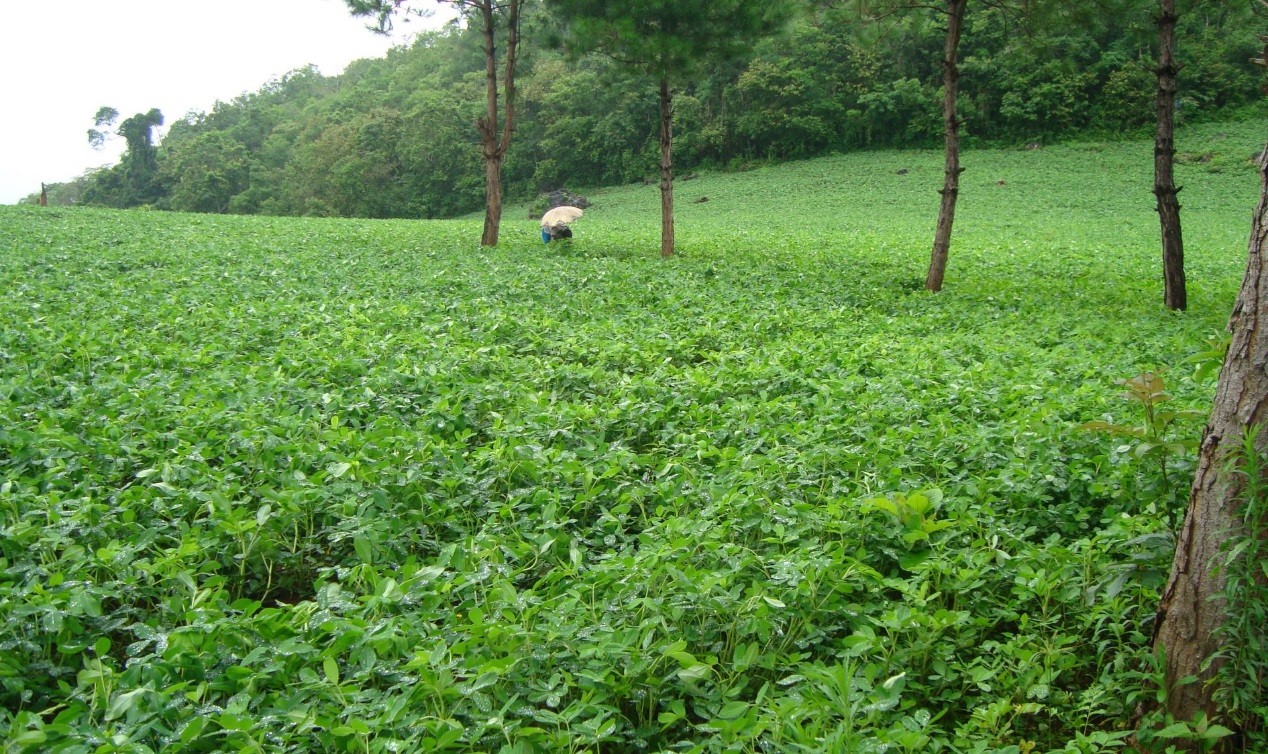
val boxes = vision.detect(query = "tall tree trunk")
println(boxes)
[659,77,675,258]
[1152,140,1268,746]
[1155,0,1186,310]
[476,0,520,247]
[926,0,967,292]
[483,154,504,246]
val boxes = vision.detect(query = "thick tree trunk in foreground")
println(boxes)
[659,77,675,258]
[926,0,967,292]
[1155,0,1187,310]
[1152,140,1268,746]
[476,0,519,247]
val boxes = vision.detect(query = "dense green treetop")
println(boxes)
[545,0,793,79]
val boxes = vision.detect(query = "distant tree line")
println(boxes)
[25,0,1262,217]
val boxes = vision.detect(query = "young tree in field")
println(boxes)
[1150,136,1268,747]
[345,0,522,246]
[1155,0,1185,310]
[853,0,967,291]
[926,0,967,292]
[857,0,1130,291]
[544,0,793,257]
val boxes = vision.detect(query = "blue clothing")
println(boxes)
[543,225,573,243]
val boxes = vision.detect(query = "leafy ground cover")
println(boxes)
[1,119,1264,753]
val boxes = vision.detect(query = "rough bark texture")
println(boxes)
[482,155,504,246]
[1155,0,1187,311]
[1153,140,1268,746]
[476,0,519,247]
[659,77,675,258]
[926,0,967,293]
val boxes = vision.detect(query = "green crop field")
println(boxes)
[1,120,1264,753]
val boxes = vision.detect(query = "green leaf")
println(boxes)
[354,536,374,564]
[105,688,147,721]
[12,731,48,748]
[1155,722,1193,738]
[866,497,899,516]
[466,671,499,692]
[179,716,209,744]
[905,492,930,515]
[1199,724,1235,741]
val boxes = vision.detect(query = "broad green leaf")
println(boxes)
[1155,722,1193,738]
[354,536,374,564]
[105,688,148,721]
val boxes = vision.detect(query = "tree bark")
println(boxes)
[476,0,519,247]
[482,153,504,246]
[926,0,967,293]
[659,76,675,258]
[1152,140,1268,746]
[1155,0,1187,310]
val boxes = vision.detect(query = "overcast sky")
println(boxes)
[0,1,454,204]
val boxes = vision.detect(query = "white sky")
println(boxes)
[0,1,455,204]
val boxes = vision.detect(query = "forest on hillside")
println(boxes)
[28,0,1264,218]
